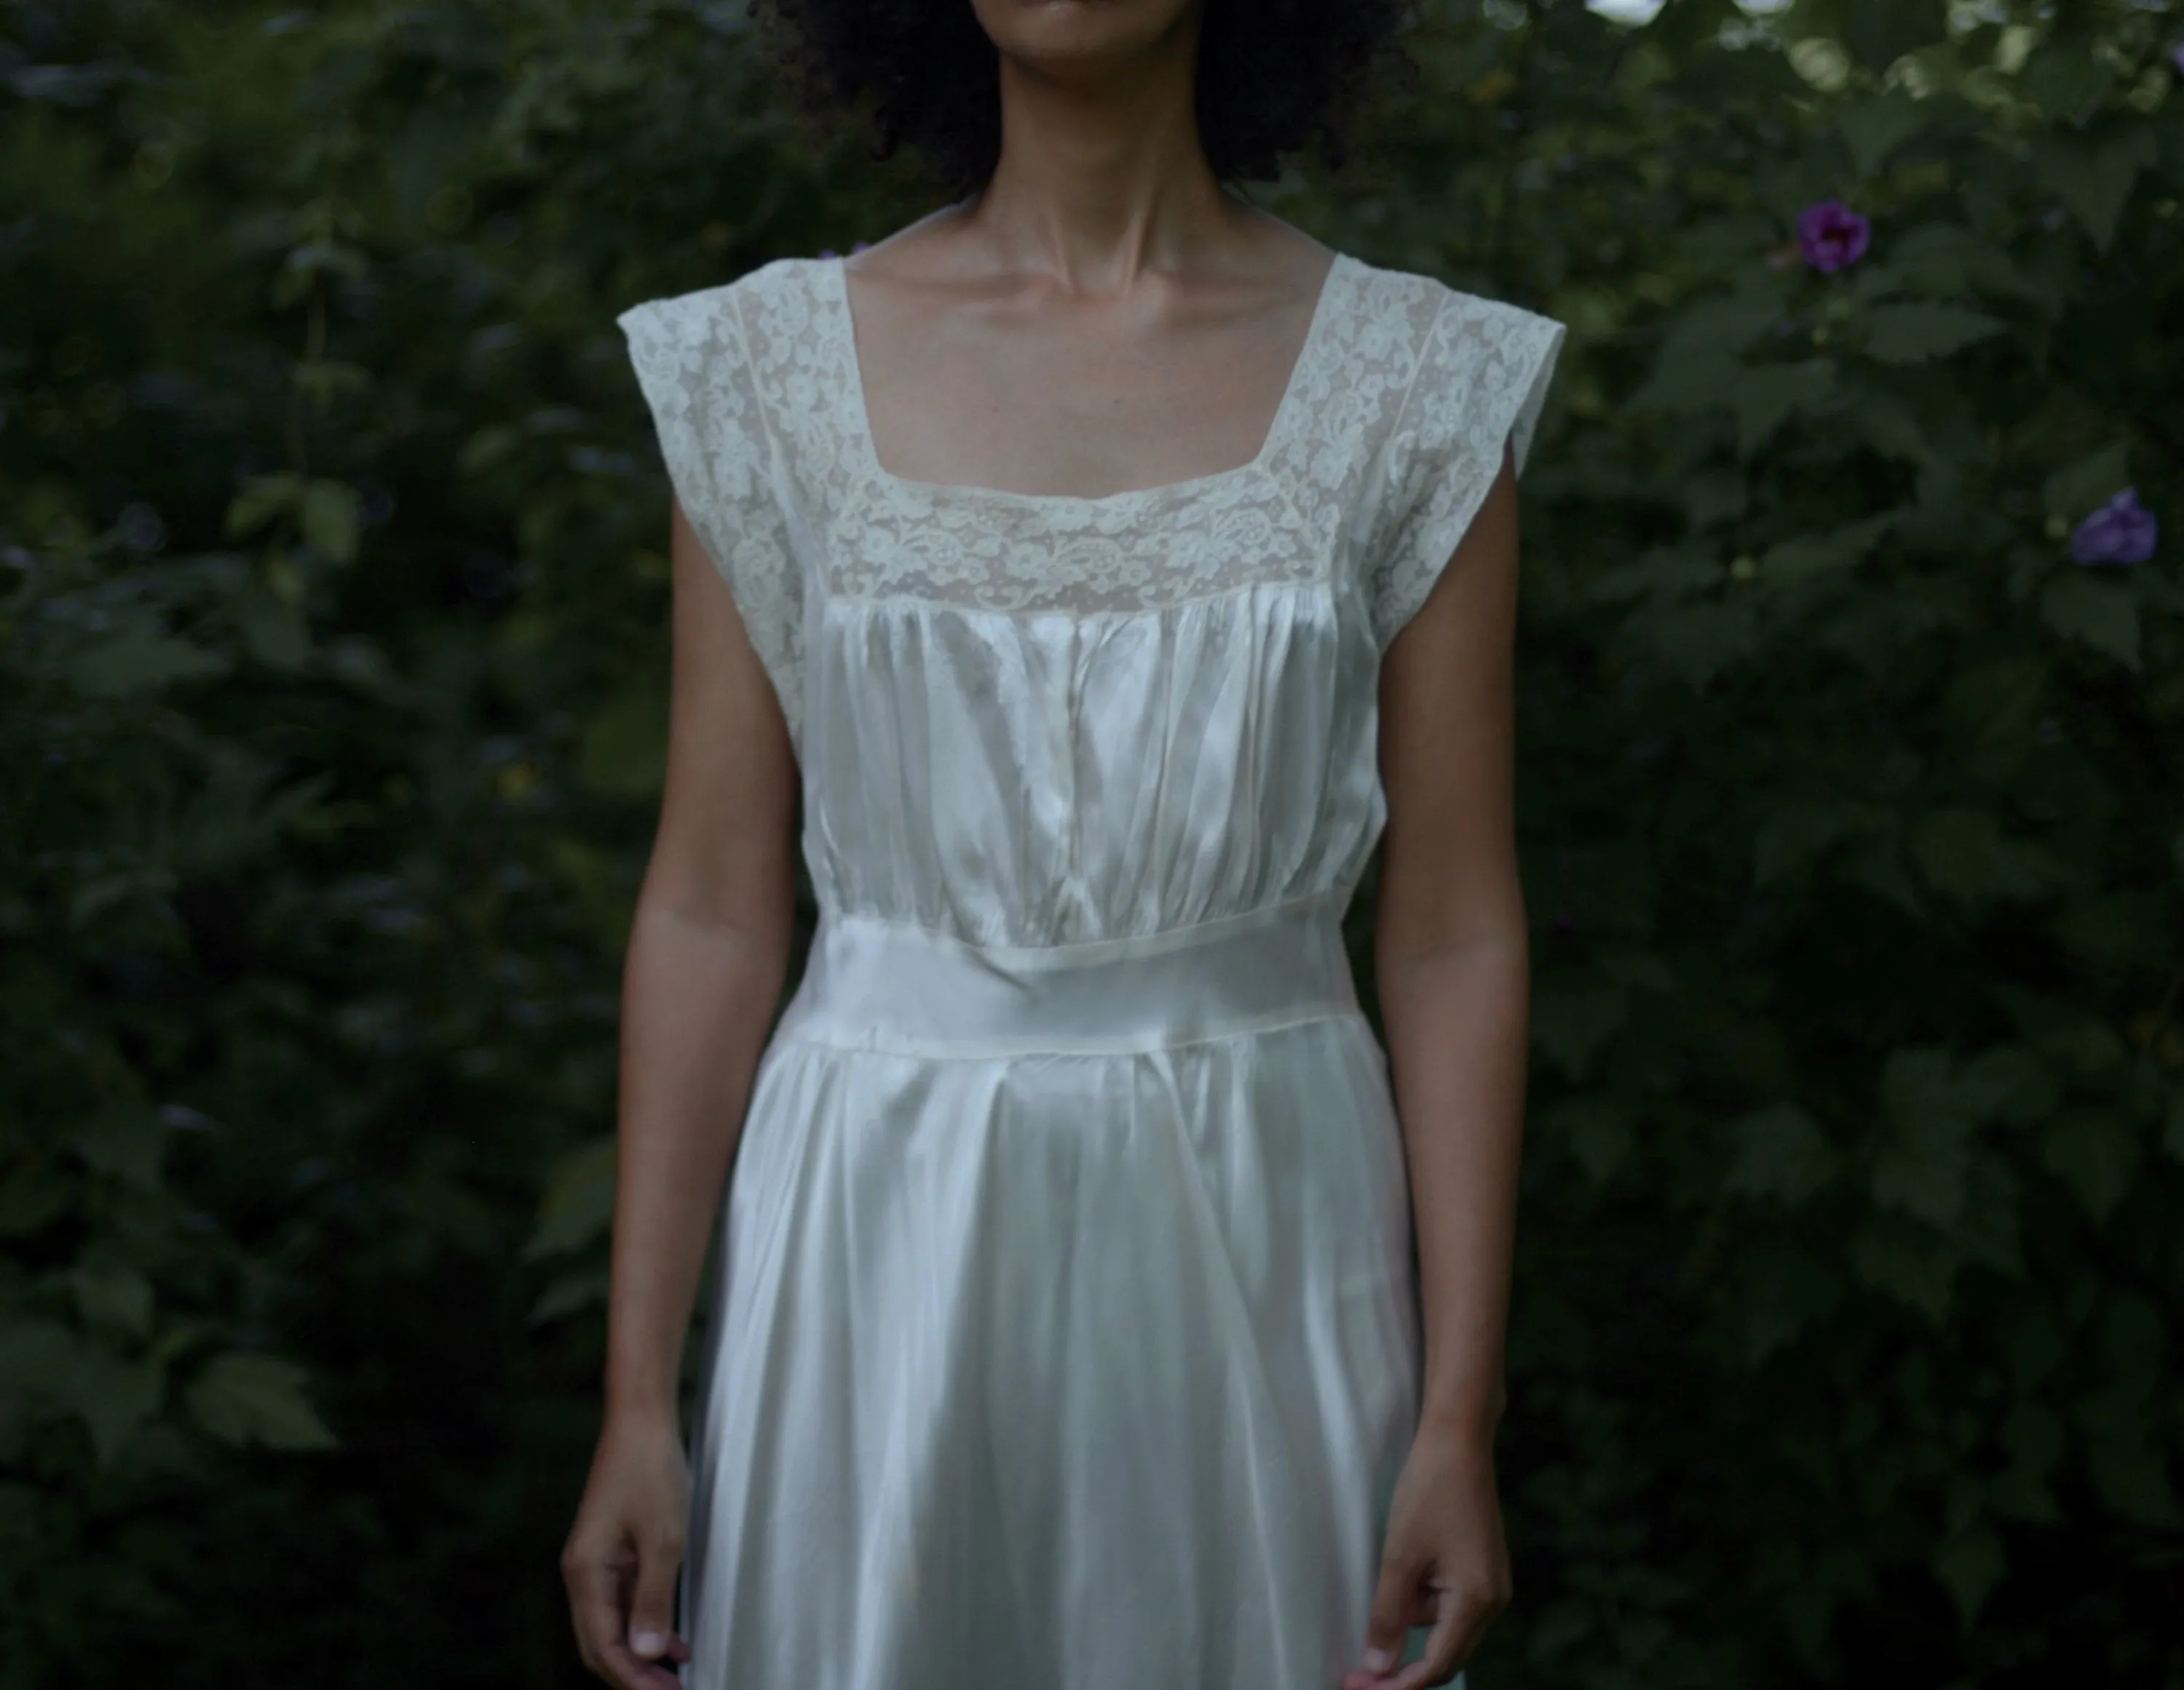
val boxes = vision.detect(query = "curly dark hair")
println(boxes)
[752,0,1418,199]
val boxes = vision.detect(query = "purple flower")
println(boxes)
[1797,198,1872,273]
[851,240,870,253]
[2070,488,2159,566]
[820,241,871,260]
[2172,41,2184,76]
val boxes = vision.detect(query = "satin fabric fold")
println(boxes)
[684,1014,1421,1690]
[803,582,1386,947]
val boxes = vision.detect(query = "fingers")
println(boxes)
[1341,1560,1432,1690]
[562,1537,631,1686]
[563,1528,689,1690]
[1384,1580,1508,1690]
[1343,1555,1510,1690]
[627,1518,689,1671]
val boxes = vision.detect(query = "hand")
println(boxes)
[562,1408,695,1689]
[1342,1425,1511,1690]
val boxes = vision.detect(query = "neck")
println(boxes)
[962,12,1241,290]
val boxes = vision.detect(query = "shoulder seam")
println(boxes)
[619,255,812,323]
[1436,278,1561,336]
[731,254,812,309]
[723,280,811,550]
[1381,286,1452,451]
[724,287,789,473]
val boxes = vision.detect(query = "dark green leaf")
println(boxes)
[1735,361,1835,458]
[1724,1103,1837,1205]
[71,627,231,697]
[1837,92,1926,178]
[184,1353,338,1451]
[2040,1111,2141,1223]
[523,1135,618,1261]
[2031,122,2159,251]
[1859,302,2004,365]
[2038,572,2140,671]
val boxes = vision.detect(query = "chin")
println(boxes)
[974,0,1200,67]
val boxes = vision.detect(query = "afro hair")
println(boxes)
[752,0,1419,198]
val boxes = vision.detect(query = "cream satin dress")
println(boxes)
[617,247,1563,1690]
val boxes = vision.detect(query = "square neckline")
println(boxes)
[824,249,1354,513]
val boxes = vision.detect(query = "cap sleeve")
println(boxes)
[616,287,806,759]
[1364,287,1566,653]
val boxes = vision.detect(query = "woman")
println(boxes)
[563,1,1562,1687]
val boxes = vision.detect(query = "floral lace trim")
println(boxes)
[617,254,1566,731]
[735,255,1460,616]
[1360,290,1567,652]
[617,287,809,757]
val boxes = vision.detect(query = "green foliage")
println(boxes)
[3,0,862,1681]
[3,0,2181,1685]
[1331,1,2184,1681]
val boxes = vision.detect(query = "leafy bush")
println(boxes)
[1,0,2177,1685]
[1347,3,2184,1682]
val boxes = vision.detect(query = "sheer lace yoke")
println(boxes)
[826,250,1355,514]
[619,247,1567,700]
[780,251,1401,616]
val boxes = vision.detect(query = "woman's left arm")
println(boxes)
[1344,443,1530,1690]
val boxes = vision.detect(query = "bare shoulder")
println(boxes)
[837,203,978,285]
[1231,203,1340,276]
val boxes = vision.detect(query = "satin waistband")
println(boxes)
[770,891,1361,1058]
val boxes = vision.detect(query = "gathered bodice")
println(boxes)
[618,251,1564,949]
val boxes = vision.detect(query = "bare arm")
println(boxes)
[564,493,800,1690]
[604,493,802,1424]
[1345,443,1529,1690]
[1374,443,1530,1448]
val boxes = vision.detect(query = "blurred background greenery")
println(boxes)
[3,0,2181,1683]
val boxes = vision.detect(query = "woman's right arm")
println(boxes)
[562,493,802,1690]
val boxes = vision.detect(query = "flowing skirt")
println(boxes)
[678,900,1425,1690]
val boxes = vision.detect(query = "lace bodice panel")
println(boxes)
[617,274,811,753]
[619,254,1564,665]
[757,252,1363,616]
